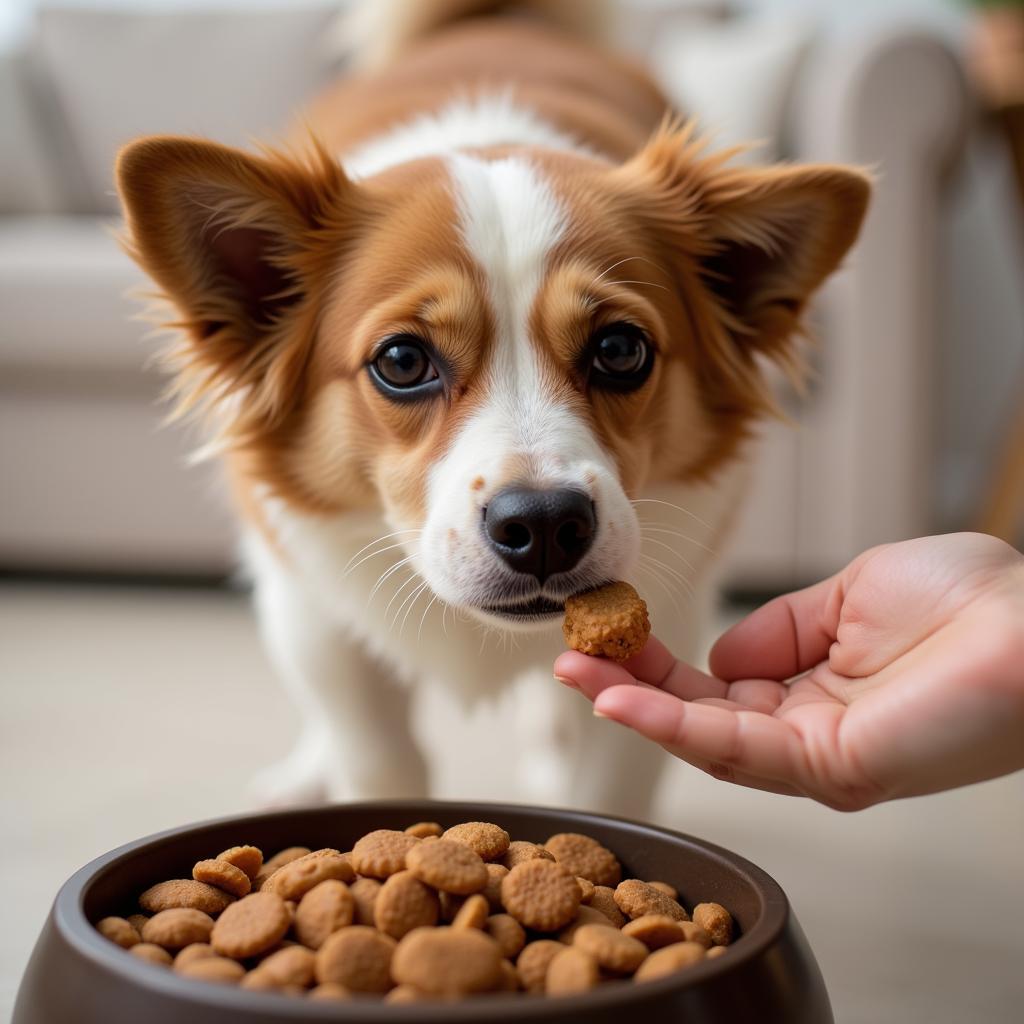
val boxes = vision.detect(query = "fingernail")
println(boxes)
[554,674,578,690]
[593,708,610,719]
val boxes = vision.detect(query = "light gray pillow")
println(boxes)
[33,3,343,213]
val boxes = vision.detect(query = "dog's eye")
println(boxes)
[589,323,653,391]
[370,335,441,396]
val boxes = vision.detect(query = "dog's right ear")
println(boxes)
[116,136,351,430]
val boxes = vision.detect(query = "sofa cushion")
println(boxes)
[33,3,343,213]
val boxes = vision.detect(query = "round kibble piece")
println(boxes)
[349,877,381,926]
[546,946,599,995]
[498,958,520,991]
[139,879,234,916]
[315,926,396,993]
[482,863,508,911]
[178,956,245,985]
[96,917,139,949]
[485,913,526,958]
[130,943,173,966]
[193,859,251,898]
[516,939,564,994]
[557,904,617,944]
[634,941,706,982]
[706,945,729,960]
[500,840,553,870]
[501,859,582,932]
[693,902,733,946]
[452,893,489,930]
[622,914,690,950]
[263,851,354,900]
[544,833,621,887]
[211,892,291,959]
[174,943,216,970]
[375,870,440,939]
[126,914,149,935]
[406,838,488,894]
[351,830,420,879]
[385,985,432,1004]
[648,880,678,900]
[293,879,354,949]
[392,926,503,996]
[142,908,214,951]
[576,877,595,903]
[405,821,443,838]
[679,921,713,948]
[573,923,648,974]
[263,846,311,872]
[308,982,351,1001]
[216,845,263,881]
[614,879,689,922]
[588,886,628,927]
[562,581,650,661]
[258,945,316,988]
[442,822,510,862]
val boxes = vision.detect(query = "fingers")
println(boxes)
[709,575,845,682]
[592,685,807,797]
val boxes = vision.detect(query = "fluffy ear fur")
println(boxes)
[618,123,871,392]
[116,136,351,446]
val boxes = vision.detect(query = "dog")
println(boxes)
[115,0,869,818]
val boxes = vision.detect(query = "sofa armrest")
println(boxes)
[790,26,970,574]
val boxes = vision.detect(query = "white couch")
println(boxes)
[0,2,970,586]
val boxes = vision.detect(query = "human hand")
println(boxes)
[554,534,1024,810]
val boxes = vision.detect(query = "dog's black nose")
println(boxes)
[483,487,595,582]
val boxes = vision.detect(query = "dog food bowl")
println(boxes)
[14,800,832,1023]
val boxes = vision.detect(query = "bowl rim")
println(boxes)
[54,799,791,1020]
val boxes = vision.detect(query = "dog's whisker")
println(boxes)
[599,279,670,293]
[638,525,715,555]
[396,580,430,636]
[590,255,646,287]
[368,555,417,602]
[417,593,439,644]
[344,537,419,577]
[639,550,696,601]
[383,571,421,621]
[639,535,698,575]
[636,558,685,620]
[343,529,422,573]
[632,498,714,533]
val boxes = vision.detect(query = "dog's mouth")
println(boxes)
[480,595,565,621]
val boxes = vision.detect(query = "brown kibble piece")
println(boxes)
[263,847,311,872]
[562,581,650,661]
[648,880,678,900]
[442,822,511,862]
[293,879,354,949]
[545,833,621,887]
[142,908,214,951]
[126,914,149,935]
[349,877,382,926]
[576,877,595,903]
[622,914,690,950]
[452,893,489,930]
[130,943,173,966]
[500,840,554,870]
[193,859,251,898]
[211,892,291,959]
[546,946,599,995]
[375,870,440,939]
[485,913,526,958]
[679,921,713,948]
[693,902,733,946]
[351,830,420,879]
[573,923,648,974]
[502,859,582,932]
[498,958,520,991]
[385,985,432,1004]
[315,926,396,993]
[308,982,352,1001]
[177,956,245,985]
[96,917,139,949]
[139,879,234,916]
[516,940,563,994]
[405,821,443,838]
[406,839,487,895]
[174,943,216,970]
[257,945,316,988]
[216,845,263,881]
[588,886,628,927]
[614,880,689,922]
[392,926,503,996]
[262,850,354,900]
[634,941,706,982]
[482,863,508,911]
[557,905,616,944]
[705,945,729,960]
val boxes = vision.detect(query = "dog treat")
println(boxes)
[93,819,735,1003]
[562,581,650,661]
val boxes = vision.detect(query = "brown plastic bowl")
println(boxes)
[14,800,832,1023]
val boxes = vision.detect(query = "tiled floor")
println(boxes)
[3,583,1023,1021]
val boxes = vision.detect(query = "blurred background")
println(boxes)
[2,0,1023,1021]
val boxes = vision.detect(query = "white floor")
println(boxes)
[2,583,1023,1022]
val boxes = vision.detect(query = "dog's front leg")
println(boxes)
[249,571,429,807]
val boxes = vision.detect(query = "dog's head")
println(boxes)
[116,127,868,628]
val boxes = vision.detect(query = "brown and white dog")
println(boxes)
[116,0,869,816]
